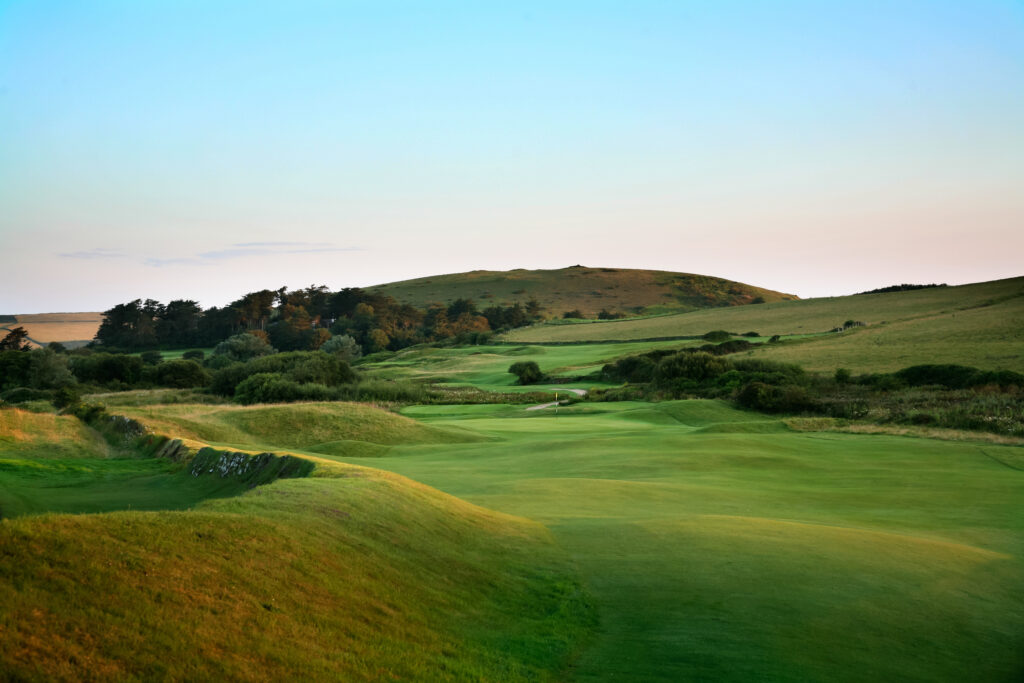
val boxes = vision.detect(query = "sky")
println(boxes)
[1,0,1022,312]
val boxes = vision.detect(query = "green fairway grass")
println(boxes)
[333,399,1024,681]
[367,339,699,392]
[0,463,593,680]
[503,277,1024,373]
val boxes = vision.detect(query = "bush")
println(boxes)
[213,333,276,362]
[182,349,205,361]
[835,368,851,384]
[70,353,145,386]
[320,334,362,362]
[140,350,163,365]
[509,361,544,385]
[702,330,732,343]
[562,310,584,319]
[0,387,53,404]
[742,331,760,338]
[234,373,333,405]
[153,359,211,388]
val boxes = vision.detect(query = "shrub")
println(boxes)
[182,349,205,361]
[213,333,276,362]
[509,361,544,385]
[140,350,163,365]
[234,373,333,405]
[742,331,759,338]
[768,335,781,343]
[702,330,732,343]
[562,310,584,319]
[320,334,362,362]
[835,368,851,384]
[154,359,211,388]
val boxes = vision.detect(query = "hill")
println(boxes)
[368,266,797,318]
[502,276,1024,373]
[0,312,103,348]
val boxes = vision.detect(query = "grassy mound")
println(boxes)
[114,402,484,455]
[0,466,593,680]
[0,407,110,459]
[369,266,795,318]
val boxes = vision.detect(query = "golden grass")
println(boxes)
[0,408,110,458]
[784,417,1024,446]
[3,313,102,346]
[370,266,795,317]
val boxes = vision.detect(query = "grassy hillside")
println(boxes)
[503,276,1024,372]
[1,312,103,348]
[344,399,1024,682]
[369,266,796,318]
[114,401,485,458]
[0,464,592,680]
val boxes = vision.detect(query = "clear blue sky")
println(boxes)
[2,1,1022,311]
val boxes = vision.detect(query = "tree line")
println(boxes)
[92,286,545,355]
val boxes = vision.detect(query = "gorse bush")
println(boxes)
[508,361,544,385]
[210,351,355,397]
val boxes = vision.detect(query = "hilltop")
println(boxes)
[0,312,101,349]
[367,266,797,318]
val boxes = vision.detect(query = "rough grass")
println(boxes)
[369,266,795,318]
[0,465,593,681]
[502,277,1024,372]
[0,407,110,459]
[339,399,1024,681]
[113,402,486,455]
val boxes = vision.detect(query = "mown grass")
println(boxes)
[0,464,593,681]
[369,266,795,318]
[337,399,1024,682]
[503,277,1024,373]
[367,340,699,392]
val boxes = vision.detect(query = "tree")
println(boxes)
[0,327,30,351]
[157,300,203,347]
[509,360,543,385]
[321,334,362,362]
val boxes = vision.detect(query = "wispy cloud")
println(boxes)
[144,243,362,267]
[59,248,126,260]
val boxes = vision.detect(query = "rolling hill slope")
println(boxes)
[502,276,1024,372]
[368,266,797,317]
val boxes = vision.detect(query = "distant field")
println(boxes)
[1,312,102,347]
[503,277,1024,373]
[369,265,796,317]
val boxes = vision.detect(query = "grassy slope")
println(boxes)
[337,399,1024,682]
[503,277,1024,372]
[113,401,485,459]
[0,408,260,518]
[369,266,796,317]
[0,464,592,681]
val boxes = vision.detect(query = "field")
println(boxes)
[503,277,1024,373]
[369,266,796,317]
[1,312,103,348]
